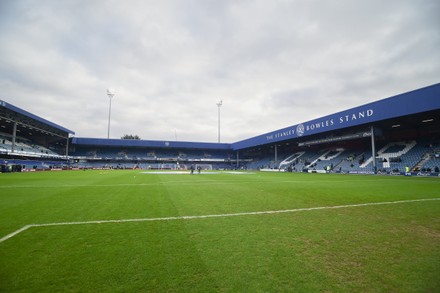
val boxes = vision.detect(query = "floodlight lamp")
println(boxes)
[217,100,223,107]
[107,88,115,98]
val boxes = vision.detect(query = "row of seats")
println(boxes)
[0,159,65,170]
[0,135,59,157]
[71,147,234,161]
[246,140,439,172]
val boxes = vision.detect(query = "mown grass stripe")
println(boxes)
[1,197,439,243]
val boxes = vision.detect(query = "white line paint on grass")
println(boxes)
[140,171,256,175]
[1,198,439,243]
[0,225,32,243]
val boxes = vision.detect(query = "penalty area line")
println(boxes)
[1,197,439,243]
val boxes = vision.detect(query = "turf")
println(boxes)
[0,170,439,292]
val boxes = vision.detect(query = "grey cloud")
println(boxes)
[0,0,439,142]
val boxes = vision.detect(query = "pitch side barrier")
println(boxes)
[259,168,440,177]
[344,170,440,177]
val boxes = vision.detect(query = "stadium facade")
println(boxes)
[1,83,439,175]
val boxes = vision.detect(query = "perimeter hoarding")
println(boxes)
[232,83,440,150]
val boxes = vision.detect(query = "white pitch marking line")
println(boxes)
[0,225,32,243]
[1,198,439,243]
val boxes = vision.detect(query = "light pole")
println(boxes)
[216,99,222,143]
[107,88,115,139]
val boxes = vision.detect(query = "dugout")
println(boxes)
[0,164,23,173]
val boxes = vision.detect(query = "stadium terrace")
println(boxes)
[1,83,440,176]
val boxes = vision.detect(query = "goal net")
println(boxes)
[195,164,213,171]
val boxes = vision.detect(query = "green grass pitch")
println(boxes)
[1,170,439,292]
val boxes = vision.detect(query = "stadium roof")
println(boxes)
[71,137,231,150]
[231,83,440,150]
[3,83,439,151]
[0,100,75,137]
[72,83,439,151]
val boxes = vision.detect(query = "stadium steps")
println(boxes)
[413,153,432,171]
[278,152,305,169]
[361,141,416,168]
[306,150,343,169]
[305,150,331,168]
[335,152,362,171]
[421,156,440,171]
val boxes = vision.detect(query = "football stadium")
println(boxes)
[1,83,440,291]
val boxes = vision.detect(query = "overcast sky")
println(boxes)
[0,0,439,143]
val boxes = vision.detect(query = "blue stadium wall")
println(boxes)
[231,83,440,150]
[71,137,231,150]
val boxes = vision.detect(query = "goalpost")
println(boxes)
[195,164,213,171]
[174,163,213,170]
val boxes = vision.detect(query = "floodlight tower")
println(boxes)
[217,99,223,143]
[107,88,115,139]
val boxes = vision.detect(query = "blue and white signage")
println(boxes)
[262,108,374,142]
[232,83,440,150]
